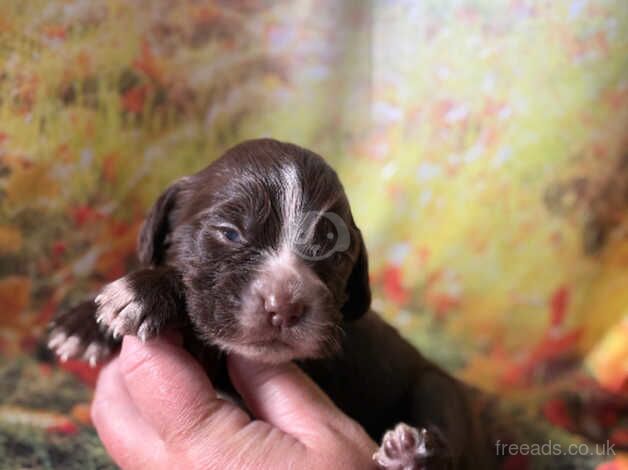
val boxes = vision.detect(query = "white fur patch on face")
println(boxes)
[277,163,343,261]
[266,245,302,279]
[278,163,304,248]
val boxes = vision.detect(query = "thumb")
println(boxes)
[227,354,343,444]
[119,335,248,445]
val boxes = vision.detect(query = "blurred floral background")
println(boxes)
[0,0,626,468]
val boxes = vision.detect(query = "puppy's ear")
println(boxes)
[341,228,371,321]
[137,178,188,266]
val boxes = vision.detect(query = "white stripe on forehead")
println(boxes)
[279,163,304,248]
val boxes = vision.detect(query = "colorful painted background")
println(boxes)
[0,1,626,468]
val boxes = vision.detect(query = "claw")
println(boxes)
[47,330,67,349]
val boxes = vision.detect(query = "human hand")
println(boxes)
[91,335,378,470]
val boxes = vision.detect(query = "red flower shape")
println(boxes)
[382,266,409,305]
[550,285,570,327]
[121,85,149,114]
[542,398,575,431]
[46,421,78,436]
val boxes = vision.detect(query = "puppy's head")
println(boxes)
[138,138,370,363]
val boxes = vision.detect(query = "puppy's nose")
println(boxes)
[263,293,305,328]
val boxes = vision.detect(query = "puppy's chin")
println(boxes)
[212,329,343,364]
[214,339,302,364]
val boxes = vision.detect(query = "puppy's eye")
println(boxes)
[215,225,244,245]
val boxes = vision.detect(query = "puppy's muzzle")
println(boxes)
[247,249,326,330]
[253,276,307,328]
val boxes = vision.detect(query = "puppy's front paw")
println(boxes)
[95,276,160,342]
[373,423,451,470]
[94,268,181,342]
[48,300,115,366]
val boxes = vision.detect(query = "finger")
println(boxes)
[91,358,164,469]
[119,335,248,444]
[227,354,343,444]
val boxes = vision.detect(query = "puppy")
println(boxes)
[48,139,495,469]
